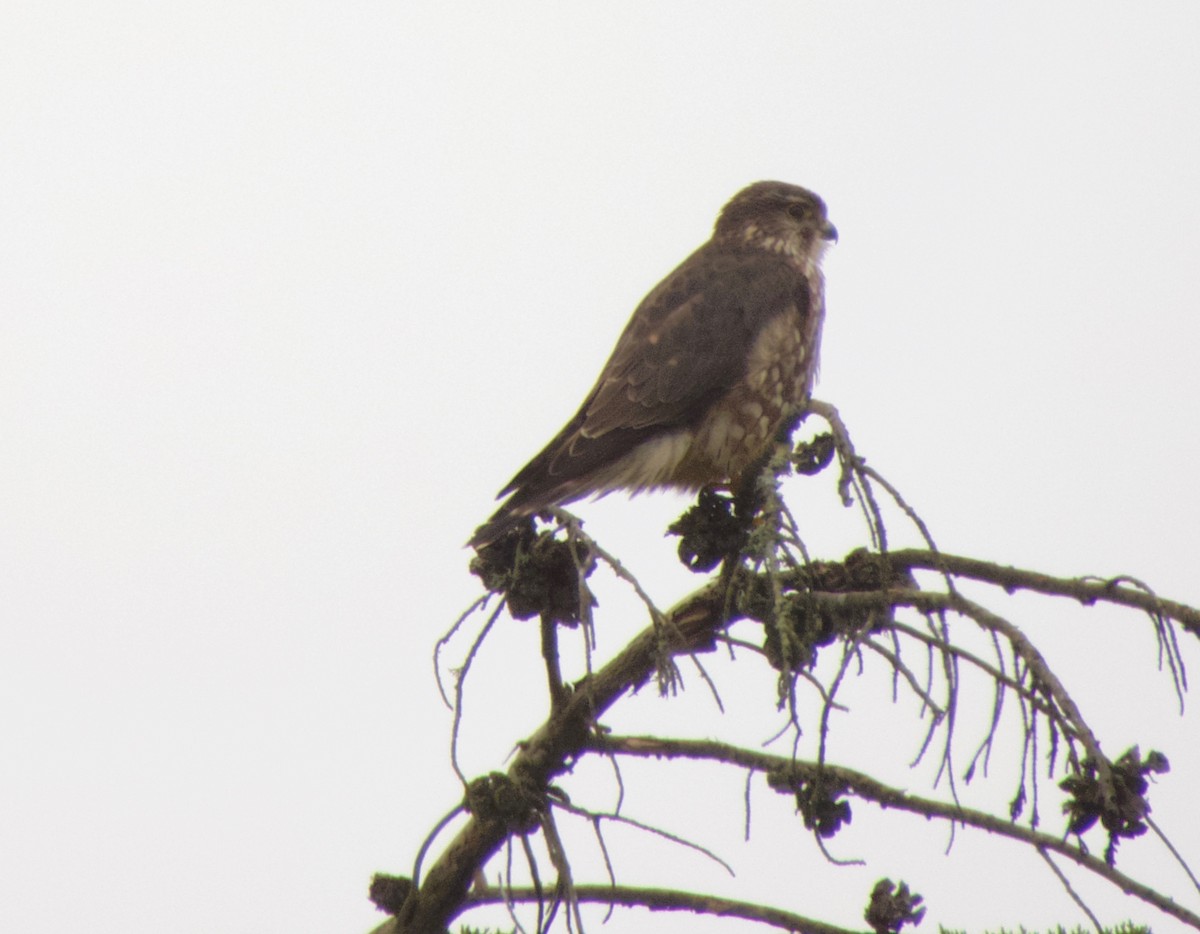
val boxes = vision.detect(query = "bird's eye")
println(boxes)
[786,203,808,220]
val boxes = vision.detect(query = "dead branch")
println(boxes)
[387,545,1197,931]
[593,734,1200,929]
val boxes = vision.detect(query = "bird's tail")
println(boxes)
[467,505,534,550]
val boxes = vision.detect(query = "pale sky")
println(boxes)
[4,4,1200,933]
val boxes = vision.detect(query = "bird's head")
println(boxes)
[714,181,837,272]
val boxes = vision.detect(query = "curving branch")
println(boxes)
[464,883,873,934]
[889,549,1200,642]
[592,734,1200,930]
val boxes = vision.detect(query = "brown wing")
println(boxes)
[495,245,811,508]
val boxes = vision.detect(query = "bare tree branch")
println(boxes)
[594,734,1200,929]
[889,549,1200,642]
[387,546,1197,931]
[467,883,873,934]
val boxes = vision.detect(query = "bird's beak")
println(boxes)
[821,221,838,243]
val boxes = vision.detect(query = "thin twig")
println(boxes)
[450,600,505,784]
[552,798,735,877]
[1038,847,1103,934]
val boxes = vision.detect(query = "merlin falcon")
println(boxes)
[470,181,836,548]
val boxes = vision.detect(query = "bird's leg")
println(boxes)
[732,472,768,525]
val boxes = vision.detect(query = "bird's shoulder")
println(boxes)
[625,243,810,338]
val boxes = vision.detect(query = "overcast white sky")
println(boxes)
[4,4,1200,933]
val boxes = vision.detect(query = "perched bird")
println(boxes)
[470,181,836,548]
